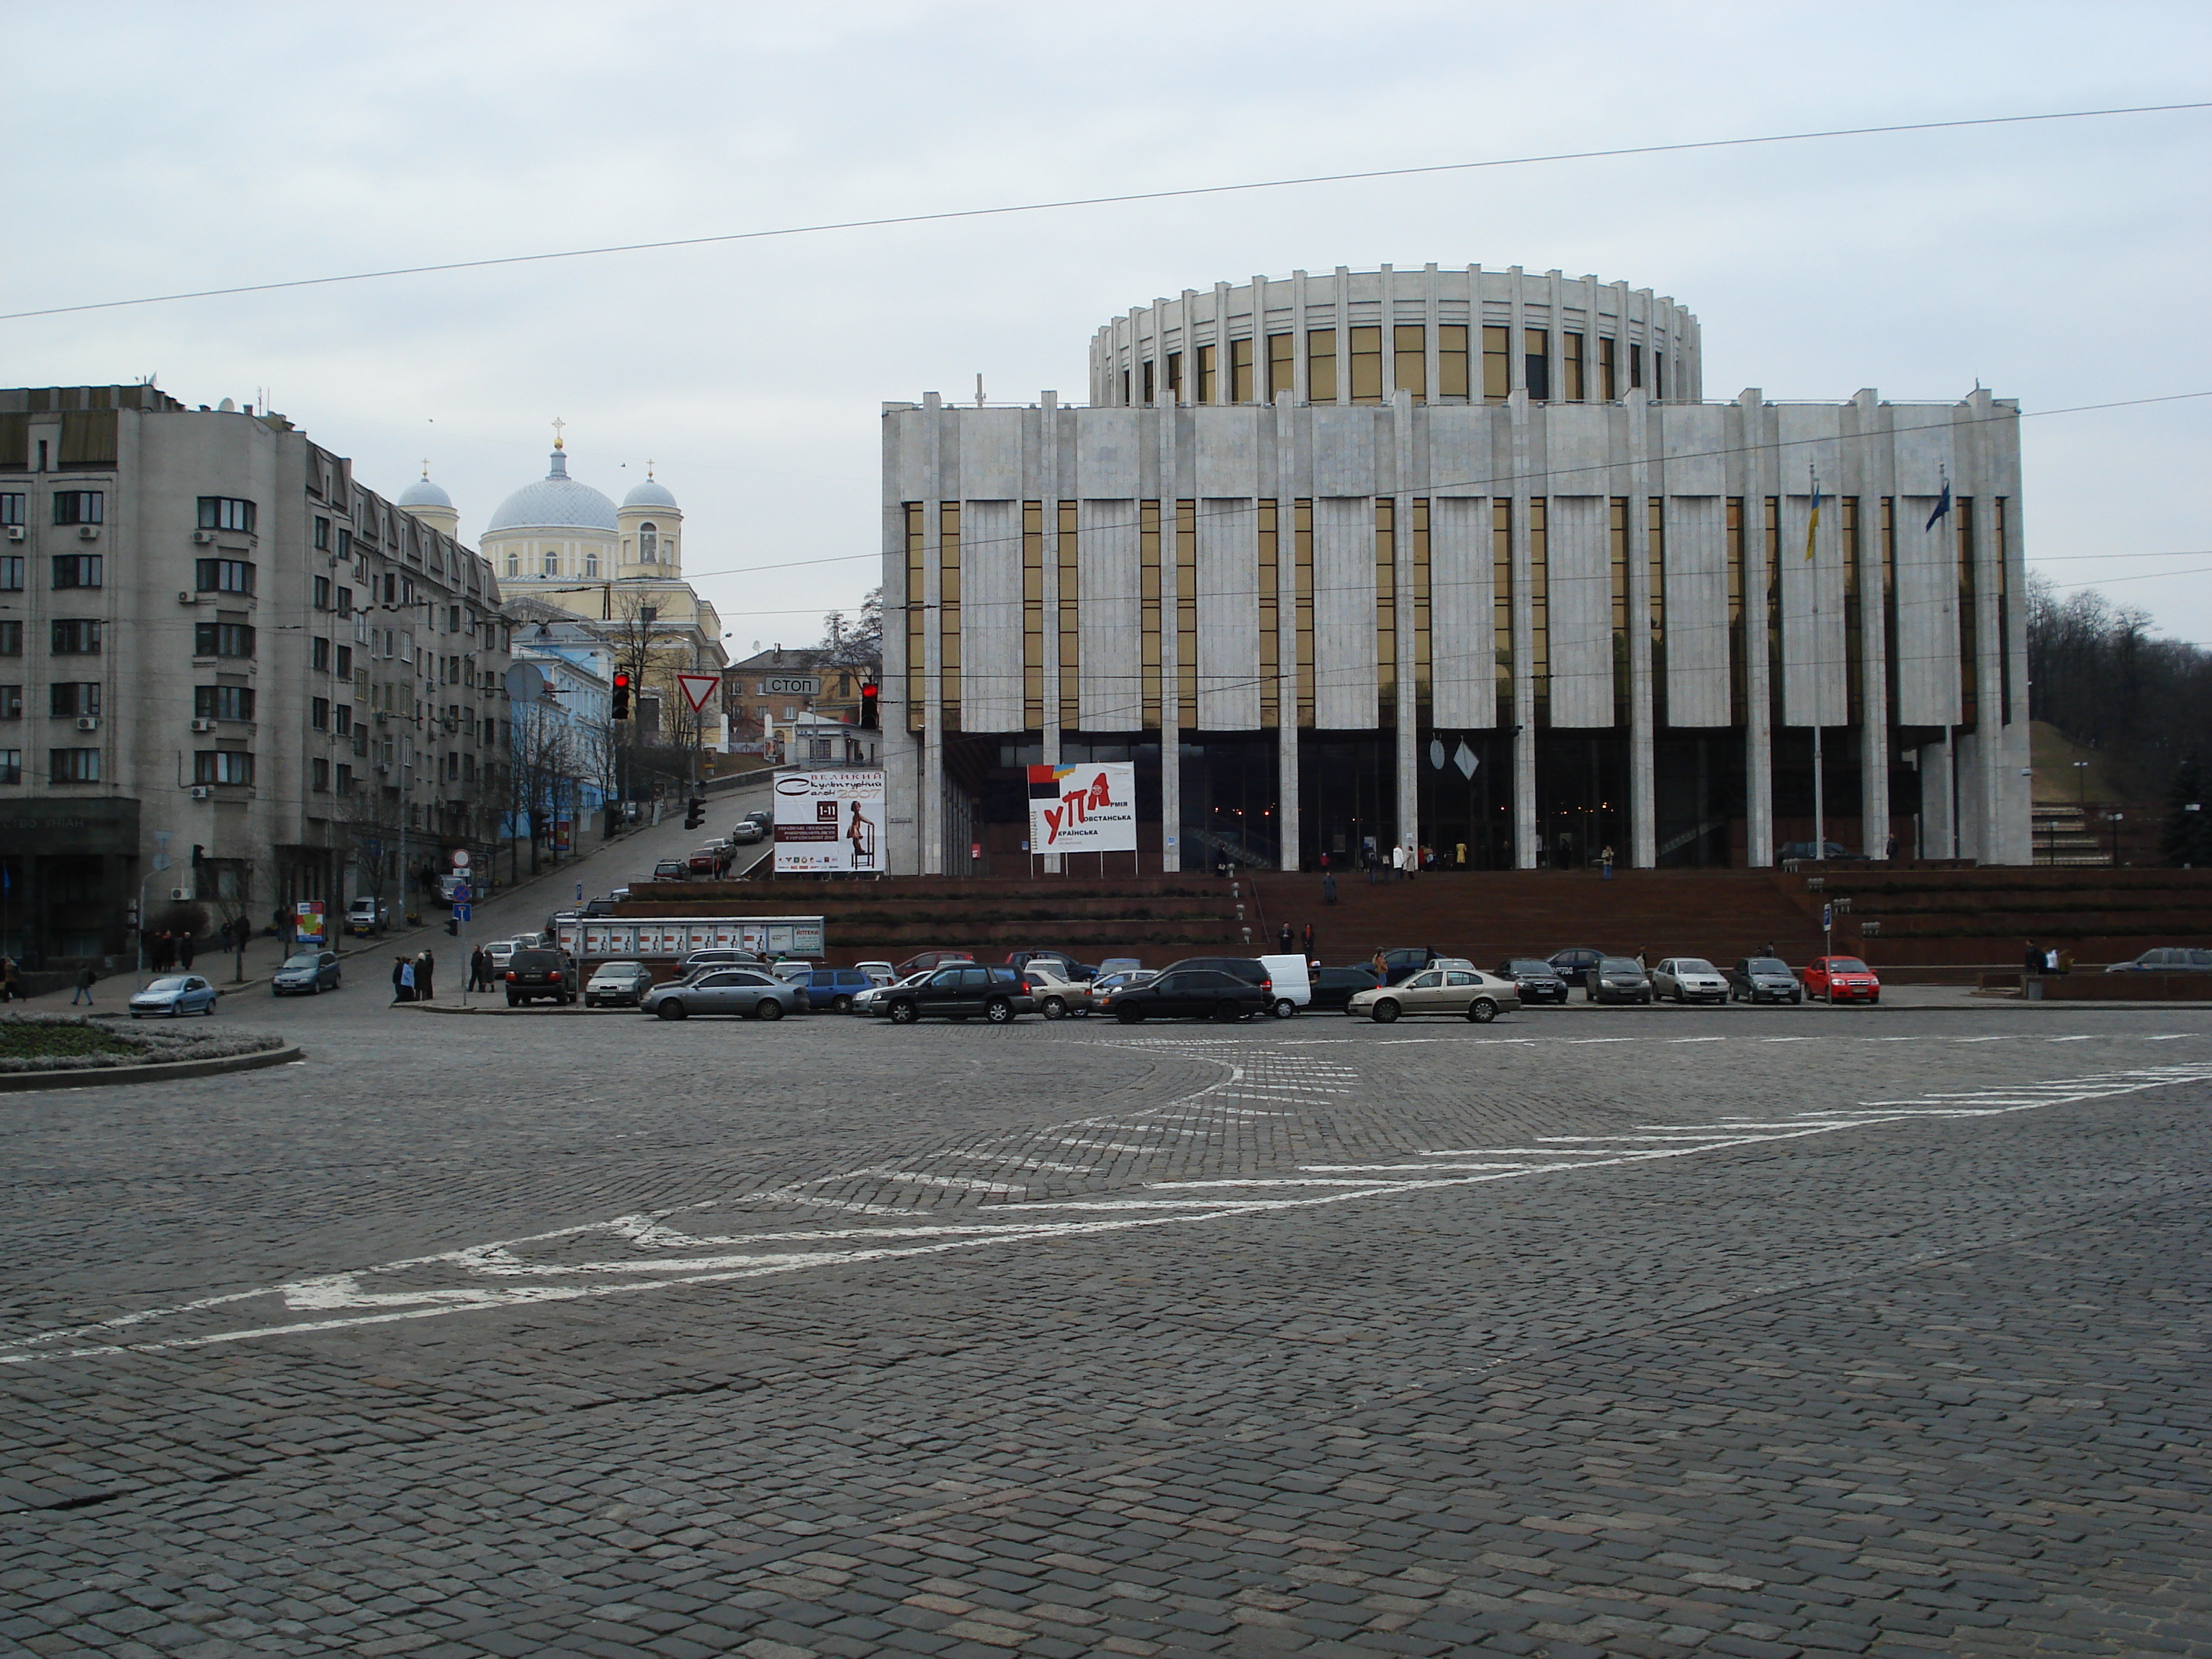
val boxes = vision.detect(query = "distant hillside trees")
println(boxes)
[2028,572,2212,806]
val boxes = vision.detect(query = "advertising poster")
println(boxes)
[773,770,885,873]
[1027,761,1137,854]
[294,900,326,945]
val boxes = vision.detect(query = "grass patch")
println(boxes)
[0,1022,135,1060]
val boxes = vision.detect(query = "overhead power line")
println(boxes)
[3,100,2207,323]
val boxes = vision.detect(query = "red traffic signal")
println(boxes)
[611,670,631,720]
[859,682,880,729]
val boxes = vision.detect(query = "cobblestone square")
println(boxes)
[2,997,2206,1656]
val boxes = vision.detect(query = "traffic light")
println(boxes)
[190,843,204,868]
[859,681,879,729]
[684,797,705,830]
[611,670,631,720]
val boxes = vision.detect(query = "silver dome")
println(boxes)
[398,474,453,510]
[621,477,678,511]
[485,449,618,534]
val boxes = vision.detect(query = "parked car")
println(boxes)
[1586,957,1655,1005]
[271,950,342,996]
[679,948,767,976]
[855,960,896,986]
[1156,956,1272,990]
[651,860,688,881]
[769,958,817,982]
[1256,953,1312,1017]
[1308,966,1381,1011]
[130,975,220,1017]
[1804,955,1881,1002]
[686,848,720,876]
[1777,840,1858,861]
[732,821,767,845]
[1022,963,1094,1019]
[802,967,876,1012]
[505,947,580,1007]
[344,896,387,936]
[1373,947,1441,986]
[585,961,656,1007]
[1098,967,1271,1023]
[1727,956,1804,1004]
[1650,957,1728,1004]
[1496,958,1570,1004]
[1095,957,1144,979]
[1349,965,1520,1024]
[895,949,975,977]
[853,969,930,1017]
[1547,947,1605,988]
[872,963,1035,1025]
[1088,969,1158,1000]
[742,809,773,830]
[1007,950,1097,981]
[582,895,620,918]
[2105,947,2212,972]
[643,968,807,1021]
[486,938,528,974]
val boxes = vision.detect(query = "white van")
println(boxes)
[1258,953,1312,1018]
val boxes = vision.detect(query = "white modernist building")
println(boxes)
[881,264,2028,876]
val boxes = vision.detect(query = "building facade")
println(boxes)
[0,385,513,966]
[881,265,2029,876]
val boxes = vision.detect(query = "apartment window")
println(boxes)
[336,585,353,618]
[0,750,18,784]
[196,558,254,595]
[1164,351,1182,403]
[312,636,331,672]
[335,763,354,795]
[50,747,100,783]
[639,523,657,561]
[335,644,351,677]
[1524,328,1550,400]
[1348,326,1382,403]
[1483,325,1511,401]
[783,705,797,721]
[1393,325,1426,402]
[0,493,22,526]
[51,491,103,526]
[334,703,351,736]
[311,697,331,731]
[192,750,255,786]
[52,554,102,589]
[49,683,99,718]
[0,557,21,591]
[1437,325,1470,400]
[311,756,330,792]
[0,685,18,719]
[313,575,331,611]
[1267,333,1294,402]
[1599,336,1618,401]
[194,685,256,721]
[194,621,254,658]
[313,516,331,551]
[51,619,102,655]
[1195,343,1218,405]
[336,527,353,559]
[0,623,19,655]
[196,497,256,534]
[1229,337,1255,403]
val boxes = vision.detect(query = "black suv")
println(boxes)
[1156,956,1271,986]
[506,947,580,1007]
[1497,958,1570,1004]
[876,963,1037,1025]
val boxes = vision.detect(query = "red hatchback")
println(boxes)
[1805,955,1881,1003]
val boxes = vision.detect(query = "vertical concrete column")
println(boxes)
[1040,392,1062,874]
[1275,395,1301,870]
[1966,392,2010,863]
[921,399,945,875]
[1507,266,1527,397]
[1159,407,1182,871]
[1290,270,1310,404]
[1333,266,1352,406]
[1855,394,1890,859]
[1509,390,1538,867]
[1626,392,1657,867]
[1393,391,1419,868]
[1741,391,1774,867]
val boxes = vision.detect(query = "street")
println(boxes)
[2,994,2208,1658]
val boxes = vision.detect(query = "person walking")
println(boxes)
[468,945,488,993]
[71,964,96,1006]
[392,956,412,1004]
[1300,922,1315,961]
[1277,922,1294,953]
[1601,845,1616,881]
[217,918,233,953]
[1369,948,1389,981]
[0,958,18,1003]
[2023,939,2041,979]
[415,949,436,1003]
[178,932,195,969]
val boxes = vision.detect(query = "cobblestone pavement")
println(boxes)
[2,994,2207,1658]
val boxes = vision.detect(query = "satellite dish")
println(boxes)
[503,662,547,702]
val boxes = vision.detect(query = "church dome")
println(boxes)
[398,472,452,511]
[621,476,678,511]
[485,447,619,534]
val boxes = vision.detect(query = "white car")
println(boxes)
[485,939,529,973]
[855,961,896,986]
[1651,957,1728,1004]
[1022,963,1093,1019]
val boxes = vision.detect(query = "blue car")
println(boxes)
[271,950,343,996]
[129,974,220,1018]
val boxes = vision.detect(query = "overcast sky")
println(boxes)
[5,1,2208,648]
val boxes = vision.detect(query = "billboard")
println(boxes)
[773,769,886,873]
[1028,762,1137,854]
[559,917,826,961]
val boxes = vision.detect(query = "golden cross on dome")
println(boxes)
[646,457,655,480]
[421,458,431,479]
[552,417,566,450]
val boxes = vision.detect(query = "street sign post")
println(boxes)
[454,903,471,923]
[677,673,721,714]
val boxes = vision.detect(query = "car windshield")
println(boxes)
[1600,958,1642,973]
[281,954,322,969]
[143,978,190,993]
[1673,958,1717,974]
[1749,958,1791,973]
[1507,960,1554,975]
[1826,958,1869,972]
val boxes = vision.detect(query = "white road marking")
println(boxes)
[827,1171,1033,1193]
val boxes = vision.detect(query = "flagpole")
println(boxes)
[1807,464,1824,857]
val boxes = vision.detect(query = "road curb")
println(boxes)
[395,1002,632,1017]
[0,1043,305,1093]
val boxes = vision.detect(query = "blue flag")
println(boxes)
[1923,482,1952,533]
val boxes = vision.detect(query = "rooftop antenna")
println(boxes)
[974,374,986,408]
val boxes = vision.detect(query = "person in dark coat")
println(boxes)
[178,932,195,968]
[1321,871,1338,907]
[468,945,488,992]
[2023,940,2041,979]
[1277,923,1293,953]
[415,949,435,1003]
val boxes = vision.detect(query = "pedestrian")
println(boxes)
[1884,832,1898,860]
[469,945,488,992]
[392,956,411,1004]
[1635,947,1649,971]
[1300,922,1315,959]
[1321,871,1337,906]
[415,949,436,1003]
[72,964,96,1005]
[217,918,233,952]
[1278,922,1294,953]
[179,932,195,969]
[1370,948,1388,981]
[1760,940,1777,960]
[2023,939,2040,979]
[0,958,17,1003]
[150,931,171,972]
[1319,850,1329,873]
[1601,845,1616,881]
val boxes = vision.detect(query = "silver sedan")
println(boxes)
[1348,966,1522,1025]
[1651,957,1729,1004]
[642,968,806,1022]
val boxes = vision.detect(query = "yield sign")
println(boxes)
[676,673,722,714]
